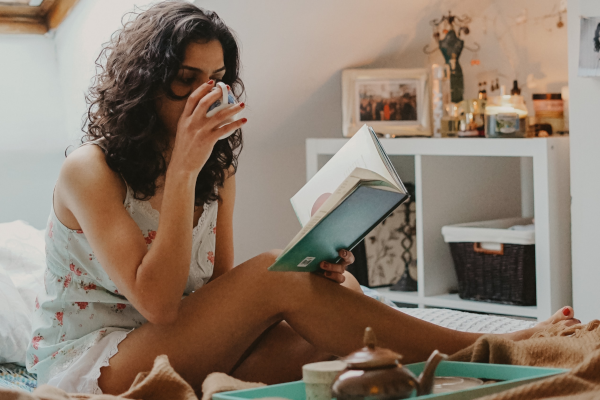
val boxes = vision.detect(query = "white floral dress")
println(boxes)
[26,170,218,393]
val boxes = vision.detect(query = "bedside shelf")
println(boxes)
[423,293,538,318]
[374,288,538,318]
[306,137,572,320]
[373,288,421,305]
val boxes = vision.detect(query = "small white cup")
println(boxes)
[206,81,241,140]
[302,360,347,400]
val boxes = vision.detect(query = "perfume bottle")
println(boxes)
[431,64,451,138]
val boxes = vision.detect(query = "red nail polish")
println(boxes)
[241,118,248,123]
[207,79,214,84]
[239,102,245,108]
[226,85,230,89]
[563,307,570,316]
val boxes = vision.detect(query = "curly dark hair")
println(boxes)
[83,1,243,206]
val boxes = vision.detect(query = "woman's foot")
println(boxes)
[505,306,581,341]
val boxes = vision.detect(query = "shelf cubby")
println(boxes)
[306,137,571,320]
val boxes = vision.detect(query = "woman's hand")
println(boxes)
[319,249,355,284]
[170,80,246,175]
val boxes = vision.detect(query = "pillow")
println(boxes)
[0,220,46,365]
[0,267,32,365]
[0,220,46,313]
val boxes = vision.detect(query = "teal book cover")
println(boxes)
[268,184,408,272]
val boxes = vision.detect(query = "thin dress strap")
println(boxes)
[80,138,108,153]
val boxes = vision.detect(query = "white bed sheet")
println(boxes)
[361,286,537,334]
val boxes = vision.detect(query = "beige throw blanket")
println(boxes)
[0,355,264,400]
[449,320,600,400]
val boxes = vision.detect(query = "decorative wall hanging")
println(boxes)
[423,11,480,104]
[342,69,431,138]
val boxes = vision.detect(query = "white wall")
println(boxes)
[568,0,600,323]
[194,0,569,263]
[0,34,66,228]
[0,35,65,151]
[53,0,167,141]
[1,0,569,264]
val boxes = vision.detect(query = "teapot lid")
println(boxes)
[341,327,403,369]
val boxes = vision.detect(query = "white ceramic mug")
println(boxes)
[206,81,241,140]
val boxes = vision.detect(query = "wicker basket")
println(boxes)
[442,218,536,306]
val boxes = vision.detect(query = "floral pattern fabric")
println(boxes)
[26,184,218,385]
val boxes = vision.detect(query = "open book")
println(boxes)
[268,125,409,272]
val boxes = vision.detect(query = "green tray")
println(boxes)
[213,361,567,400]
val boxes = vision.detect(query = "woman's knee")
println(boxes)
[266,249,283,261]
[241,250,282,274]
[342,271,363,293]
[258,249,282,268]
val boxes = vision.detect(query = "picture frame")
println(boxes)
[578,16,600,77]
[342,68,431,137]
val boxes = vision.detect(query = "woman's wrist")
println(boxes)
[165,164,198,187]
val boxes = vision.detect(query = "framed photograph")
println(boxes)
[578,16,600,77]
[342,68,431,137]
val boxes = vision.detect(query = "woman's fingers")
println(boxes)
[320,261,345,274]
[211,115,247,140]
[318,251,355,284]
[318,269,346,284]
[183,80,215,117]
[318,249,355,285]
[338,249,355,266]
[207,102,245,130]
[193,85,224,116]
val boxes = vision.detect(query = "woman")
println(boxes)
[27,1,578,395]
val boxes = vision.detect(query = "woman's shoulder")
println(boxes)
[58,143,127,204]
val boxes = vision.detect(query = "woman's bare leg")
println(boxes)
[98,251,574,395]
[230,272,362,384]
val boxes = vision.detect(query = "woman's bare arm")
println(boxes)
[211,168,236,281]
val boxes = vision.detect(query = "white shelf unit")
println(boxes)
[306,137,571,320]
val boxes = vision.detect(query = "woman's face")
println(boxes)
[155,40,226,138]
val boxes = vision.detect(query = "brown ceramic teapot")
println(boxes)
[331,327,447,400]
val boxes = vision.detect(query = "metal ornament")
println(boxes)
[424,11,480,103]
[390,183,417,292]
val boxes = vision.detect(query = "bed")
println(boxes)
[0,220,536,393]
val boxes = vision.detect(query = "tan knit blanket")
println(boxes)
[449,320,600,400]
[0,355,264,400]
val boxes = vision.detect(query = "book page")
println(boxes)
[368,127,407,193]
[291,125,400,227]
[280,168,395,256]
[281,177,360,255]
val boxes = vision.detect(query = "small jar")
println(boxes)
[532,93,564,134]
[485,95,528,138]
